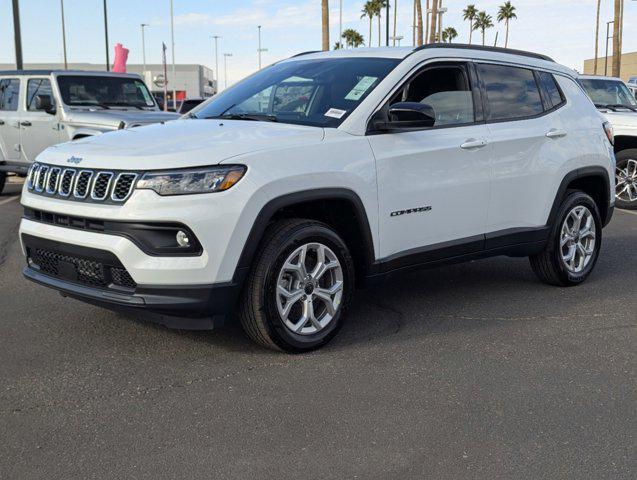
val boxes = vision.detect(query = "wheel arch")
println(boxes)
[548,167,613,228]
[234,188,376,285]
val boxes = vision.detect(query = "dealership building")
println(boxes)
[0,62,216,104]
[583,51,637,81]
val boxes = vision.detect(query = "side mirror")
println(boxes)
[386,102,435,129]
[35,94,56,115]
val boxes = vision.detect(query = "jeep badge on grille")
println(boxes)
[67,156,83,165]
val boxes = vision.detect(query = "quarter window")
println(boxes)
[389,65,475,127]
[537,71,564,109]
[478,64,544,121]
[0,78,20,111]
[27,78,56,111]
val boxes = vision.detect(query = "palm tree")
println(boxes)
[415,0,423,46]
[429,0,438,43]
[463,4,478,45]
[497,1,517,48]
[593,0,601,74]
[322,0,329,51]
[361,1,375,47]
[342,28,365,48]
[473,11,493,46]
[374,0,389,48]
[442,27,458,43]
[334,41,343,50]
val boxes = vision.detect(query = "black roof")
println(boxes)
[0,69,54,75]
[0,69,142,76]
[412,43,555,62]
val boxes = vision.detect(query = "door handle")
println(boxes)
[546,129,567,139]
[20,121,32,127]
[460,139,488,150]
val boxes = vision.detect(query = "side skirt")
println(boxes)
[364,226,549,286]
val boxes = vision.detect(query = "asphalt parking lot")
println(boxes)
[0,178,635,479]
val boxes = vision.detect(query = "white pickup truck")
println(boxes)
[0,70,179,194]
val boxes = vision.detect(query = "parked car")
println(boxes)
[178,98,206,114]
[628,84,637,100]
[0,70,180,194]
[20,45,614,352]
[578,75,637,210]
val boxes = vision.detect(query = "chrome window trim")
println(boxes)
[90,171,114,201]
[110,172,139,202]
[73,170,94,199]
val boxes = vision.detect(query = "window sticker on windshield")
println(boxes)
[325,108,347,119]
[344,76,378,101]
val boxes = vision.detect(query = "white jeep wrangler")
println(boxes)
[0,70,179,193]
[578,75,637,210]
[19,46,615,352]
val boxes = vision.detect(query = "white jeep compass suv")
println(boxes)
[19,46,615,352]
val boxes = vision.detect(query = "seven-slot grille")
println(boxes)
[26,163,139,203]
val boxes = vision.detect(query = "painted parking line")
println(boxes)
[0,195,19,206]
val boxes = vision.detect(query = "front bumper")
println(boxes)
[21,234,242,328]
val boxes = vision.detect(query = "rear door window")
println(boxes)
[0,78,20,111]
[477,64,544,121]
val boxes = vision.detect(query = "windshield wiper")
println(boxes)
[595,103,637,112]
[104,102,145,110]
[70,102,111,109]
[206,113,278,122]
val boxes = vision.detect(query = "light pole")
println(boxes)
[211,35,221,94]
[60,0,68,69]
[223,53,233,90]
[103,0,109,70]
[140,23,148,74]
[257,26,268,70]
[391,35,404,46]
[605,21,614,77]
[339,0,343,46]
[169,0,176,109]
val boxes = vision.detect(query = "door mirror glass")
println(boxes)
[35,94,56,115]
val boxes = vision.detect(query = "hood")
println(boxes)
[596,108,637,127]
[37,119,326,170]
[64,109,181,128]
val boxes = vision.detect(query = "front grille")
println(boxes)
[27,163,141,204]
[27,247,137,291]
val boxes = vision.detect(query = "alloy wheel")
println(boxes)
[275,242,344,335]
[559,205,597,274]
[616,159,637,203]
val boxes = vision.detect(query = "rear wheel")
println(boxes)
[615,150,637,210]
[0,172,6,195]
[530,191,602,286]
[239,219,355,352]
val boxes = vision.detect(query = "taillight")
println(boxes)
[603,121,614,145]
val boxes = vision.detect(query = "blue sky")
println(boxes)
[1,0,636,86]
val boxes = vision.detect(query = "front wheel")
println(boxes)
[530,191,602,286]
[239,219,355,352]
[615,150,637,210]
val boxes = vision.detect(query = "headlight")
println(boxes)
[136,165,246,196]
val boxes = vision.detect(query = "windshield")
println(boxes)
[192,57,400,127]
[578,78,637,108]
[57,75,157,109]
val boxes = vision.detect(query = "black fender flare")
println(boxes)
[232,188,376,283]
[547,166,612,228]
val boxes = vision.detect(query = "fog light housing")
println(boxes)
[176,230,190,248]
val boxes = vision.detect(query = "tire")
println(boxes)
[530,191,602,287]
[239,219,355,353]
[615,149,637,210]
[0,172,5,195]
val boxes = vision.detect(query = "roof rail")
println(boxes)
[412,43,555,62]
[290,51,321,58]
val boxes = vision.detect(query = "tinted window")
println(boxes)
[390,65,474,127]
[193,58,400,128]
[27,78,56,111]
[0,78,20,111]
[57,75,156,108]
[478,64,543,121]
[577,78,637,108]
[537,72,564,109]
